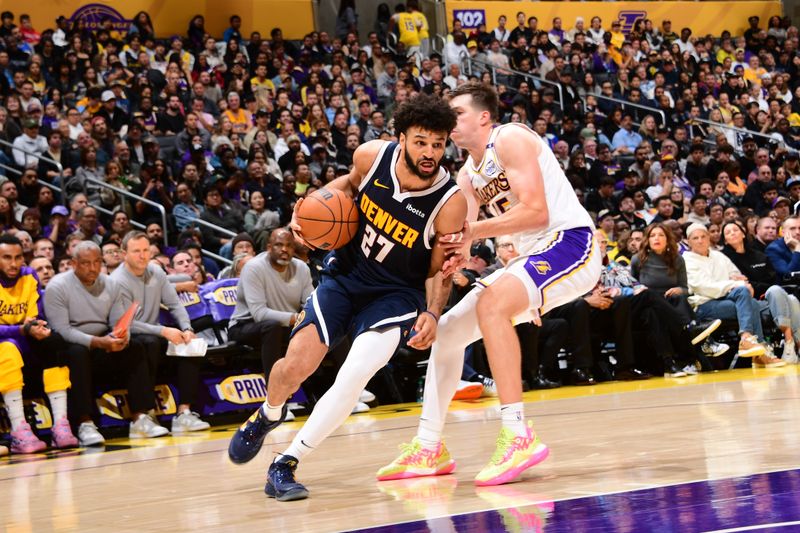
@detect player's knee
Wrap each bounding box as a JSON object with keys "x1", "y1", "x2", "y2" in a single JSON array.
[
  {"x1": 476, "y1": 290, "x2": 503, "y2": 321},
  {"x1": 0, "y1": 342, "x2": 24, "y2": 394}
]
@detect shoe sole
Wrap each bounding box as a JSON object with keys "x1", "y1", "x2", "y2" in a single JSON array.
[
  {"x1": 738, "y1": 346, "x2": 766, "y2": 357},
  {"x1": 172, "y1": 425, "x2": 211, "y2": 433},
  {"x1": 453, "y1": 384, "x2": 483, "y2": 401},
  {"x1": 376, "y1": 460, "x2": 456, "y2": 481},
  {"x1": 753, "y1": 362, "x2": 787, "y2": 368},
  {"x1": 11, "y1": 443, "x2": 47, "y2": 454},
  {"x1": 79, "y1": 438, "x2": 105, "y2": 447},
  {"x1": 664, "y1": 372, "x2": 688, "y2": 378},
  {"x1": 691, "y1": 319, "x2": 721, "y2": 345},
  {"x1": 704, "y1": 346, "x2": 729, "y2": 357},
  {"x1": 265, "y1": 484, "x2": 309, "y2": 502},
  {"x1": 129, "y1": 432, "x2": 169, "y2": 439},
  {"x1": 474, "y1": 444, "x2": 550, "y2": 487},
  {"x1": 52, "y1": 439, "x2": 79, "y2": 449}
]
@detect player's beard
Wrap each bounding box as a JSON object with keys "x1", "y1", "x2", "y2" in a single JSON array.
[{"x1": 403, "y1": 143, "x2": 440, "y2": 180}]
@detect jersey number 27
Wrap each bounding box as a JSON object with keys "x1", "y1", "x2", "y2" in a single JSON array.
[{"x1": 361, "y1": 225, "x2": 395, "y2": 263}]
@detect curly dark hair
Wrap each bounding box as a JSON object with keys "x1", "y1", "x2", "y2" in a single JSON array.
[{"x1": 392, "y1": 93, "x2": 457, "y2": 137}]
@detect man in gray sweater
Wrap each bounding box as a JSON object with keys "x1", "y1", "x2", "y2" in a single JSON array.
[
  {"x1": 228, "y1": 228, "x2": 313, "y2": 379},
  {"x1": 45, "y1": 241, "x2": 144, "y2": 446},
  {"x1": 110, "y1": 231, "x2": 210, "y2": 437}
]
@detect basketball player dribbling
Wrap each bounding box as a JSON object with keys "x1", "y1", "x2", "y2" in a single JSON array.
[
  {"x1": 379, "y1": 83, "x2": 605, "y2": 486},
  {"x1": 227, "y1": 94, "x2": 467, "y2": 501}
]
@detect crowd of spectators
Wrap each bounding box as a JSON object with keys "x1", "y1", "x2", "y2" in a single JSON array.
[{"x1": 1, "y1": 3, "x2": 800, "y2": 453}]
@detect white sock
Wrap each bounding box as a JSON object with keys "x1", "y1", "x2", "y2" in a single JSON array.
[
  {"x1": 262, "y1": 398, "x2": 285, "y2": 422},
  {"x1": 4, "y1": 389, "x2": 25, "y2": 431},
  {"x1": 417, "y1": 417, "x2": 443, "y2": 450},
  {"x1": 500, "y1": 402, "x2": 527, "y2": 435},
  {"x1": 287, "y1": 328, "x2": 401, "y2": 459},
  {"x1": 281, "y1": 438, "x2": 316, "y2": 461},
  {"x1": 417, "y1": 290, "x2": 484, "y2": 450},
  {"x1": 48, "y1": 390, "x2": 68, "y2": 421}
]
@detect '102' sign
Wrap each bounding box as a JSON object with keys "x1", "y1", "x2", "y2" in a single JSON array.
[{"x1": 453, "y1": 9, "x2": 485, "y2": 30}]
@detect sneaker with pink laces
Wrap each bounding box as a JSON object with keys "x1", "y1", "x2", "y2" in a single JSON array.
[
  {"x1": 51, "y1": 417, "x2": 78, "y2": 449},
  {"x1": 10, "y1": 421, "x2": 47, "y2": 454}
]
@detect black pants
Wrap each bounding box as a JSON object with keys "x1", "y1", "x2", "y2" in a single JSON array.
[
  {"x1": 131, "y1": 334, "x2": 201, "y2": 407},
  {"x1": 228, "y1": 320, "x2": 290, "y2": 378},
  {"x1": 517, "y1": 319, "x2": 569, "y2": 379},
  {"x1": 588, "y1": 296, "x2": 637, "y2": 368},
  {"x1": 630, "y1": 290, "x2": 694, "y2": 365},
  {"x1": 64, "y1": 340, "x2": 157, "y2": 422},
  {"x1": 547, "y1": 300, "x2": 597, "y2": 370}
]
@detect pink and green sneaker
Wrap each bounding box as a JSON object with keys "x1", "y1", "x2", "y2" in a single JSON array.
[
  {"x1": 474, "y1": 421, "x2": 549, "y2": 486},
  {"x1": 377, "y1": 437, "x2": 456, "y2": 481}
]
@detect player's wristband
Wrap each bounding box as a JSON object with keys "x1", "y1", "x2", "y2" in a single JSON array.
[{"x1": 422, "y1": 310, "x2": 439, "y2": 322}]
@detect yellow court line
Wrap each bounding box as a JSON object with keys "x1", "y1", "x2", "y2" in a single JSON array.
[{"x1": 97, "y1": 366, "x2": 800, "y2": 450}]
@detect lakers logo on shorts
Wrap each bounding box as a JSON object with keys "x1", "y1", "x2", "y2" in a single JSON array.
[
  {"x1": 530, "y1": 260, "x2": 552, "y2": 275},
  {"x1": 293, "y1": 310, "x2": 306, "y2": 331}
]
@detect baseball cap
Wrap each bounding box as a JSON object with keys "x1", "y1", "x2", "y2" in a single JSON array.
[
  {"x1": 51, "y1": 205, "x2": 69, "y2": 217},
  {"x1": 22, "y1": 118, "x2": 38, "y2": 129},
  {"x1": 255, "y1": 108, "x2": 269, "y2": 117},
  {"x1": 773, "y1": 196, "x2": 791, "y2": 208},
  {"x1": 467, "y1": 40, "x2": 477, "y2": 48},
  {"x1": 580, "y1": 127, "x2": 596, "y2": 140},
  {"x1": 786, "y1": 176, "x2": 800, "y2": 189},
  {"x1": 142, "y1": 135, "x2": 159, "y2": 145},
  {"x1": 597, "y1": 209, "x2": 614, "y2": 222},
  {"x1": 287, "y1": 134, "x2": 301, "y2": 143},
  {"x1": 470, "y1": 244, "x2": 493, "y2": 265},
  {"x1": 686, "y1": 223, "x2": 708, "y2": 238},
  {"x1": 231, "y1": 232, "x2": 255, "y2": 250}
]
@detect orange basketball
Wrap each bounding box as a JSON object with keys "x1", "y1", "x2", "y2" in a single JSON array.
[{"x1": 296, "y1": 188, "x2": 359, "y2": 250}]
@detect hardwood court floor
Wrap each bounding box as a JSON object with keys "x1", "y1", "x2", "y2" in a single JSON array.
[{"x1": 3, "y1": 367, "x2": 800, "y2": 532}]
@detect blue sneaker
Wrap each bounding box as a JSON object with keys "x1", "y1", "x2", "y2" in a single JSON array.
[
  {"x1": 228, "y1": 404, "x2": 288, "y2": 464},
  {"x1": 265, "y1": 455, "x2": 309, "y2": 501}
]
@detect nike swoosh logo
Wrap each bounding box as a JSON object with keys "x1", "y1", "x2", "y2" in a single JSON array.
[{"x1": 373, "y1": 179, "x2": 390, "y2": 190}]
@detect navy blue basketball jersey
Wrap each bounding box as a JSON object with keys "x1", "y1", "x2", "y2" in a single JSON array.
[{"x1": 327, "y1": 142, "x2": 459, "y2": 291}]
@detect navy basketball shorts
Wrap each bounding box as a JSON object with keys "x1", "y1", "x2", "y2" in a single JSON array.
[{"x1": 292, "y1": 270, "x2": 425, "y2": 347}]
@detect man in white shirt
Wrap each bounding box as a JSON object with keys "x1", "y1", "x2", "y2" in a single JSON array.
[
  {"x1": 683, "y1": 223, "x2": 776, "y2": 363},
  {"x1": 12, "y1": 119, "x2": 47, "y2": 168},
  {"x1": 492, "y1": 15, "x2": 510, "y2": 47},
  {"x1": 443, "y1": 63, "x2": 467, "y2": 90}
]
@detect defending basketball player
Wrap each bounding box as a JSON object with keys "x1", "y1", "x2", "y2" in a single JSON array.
[
  {"x1": 227, "y1": 94, "x2": 467, "y2": 501},
  {"x1": 379, "y1": 83, "x2": 603, "y2": 486}
]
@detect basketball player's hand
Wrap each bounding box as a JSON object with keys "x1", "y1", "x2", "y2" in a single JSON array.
[
  {"x1": 408, "y1": 313, "x2": 437, "y2": 350},
  {"x1": 439, "y1": 222, "x2": 472, "y2": 254},
  {"x1": 290, "y1": 198, "x2": 316, "y2": 250},
  {"x1": 442, "y1": 251, "x2": 467, "y2": 277}
]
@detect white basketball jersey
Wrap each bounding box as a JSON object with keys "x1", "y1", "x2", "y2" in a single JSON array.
[{"x1": 463, "y1": 123, "x2": 594, "y2": 254}]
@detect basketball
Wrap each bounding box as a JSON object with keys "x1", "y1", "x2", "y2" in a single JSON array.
[{"x1": 296, "y1": 188, "x2": 359, "y2": 250}]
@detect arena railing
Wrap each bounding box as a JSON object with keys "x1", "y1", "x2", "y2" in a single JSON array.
[
  {"x1": 83, "y1": 176, "x2": 169, "y2": 248},
  {"x1": 462, "y1": 55, "x2": 565, "y2": 113},
  {"x1": 0, "y1": 137, "x2": 71, "y2": 204},
  {"x1": 689, "y1": 116, "x2": 798, "y2": 155},
  {"x1": 583, "y1": 93, "x2": 668, "y2": 126},
  {"x1": 84, "y1": 178, "x2": 232, "y2": 265},
  {"x1": 187, "y1": 217, "x2": 237, "y2": 266}
]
